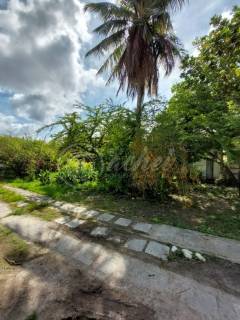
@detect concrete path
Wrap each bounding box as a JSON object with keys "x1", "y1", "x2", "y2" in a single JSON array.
[
  {"x1": 0, "y1": 201, "x2": 11, "y2": 218},
  {"x1": 4, "y1": 185, "x2": 240, "y2": 264},
  {"x1": 1, "y1": 214, "x2": 240, "y2": 320}
]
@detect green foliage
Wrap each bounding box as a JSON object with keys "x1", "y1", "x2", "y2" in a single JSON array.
[
  {"x1": 0, "y1": 136, "x2": 57, "y2": 179},
  {"x1": 55, "y1": 158, "x2": 98, "y2": 186},
  {"x1": 2, "y1": 8, "x2": 240, "y2": 199},
  {"x1": 0, "y1": 186, "x2": 25, "y2": 203},
  {"x1": 155, "y1": 6, "x2": 240, "y2": 186},
  {"x1": 78, "y1": 162, "x2": 98, "y2": 183},
  {"x1": 38, "y1": 170, "x2": 51, "y2": 185},
  {"x1": 184, "y1": 6, "x2": 240, "y2": 104},
  {"x1": 41, "y1": 101, "x2": 135, "y2": 194}
]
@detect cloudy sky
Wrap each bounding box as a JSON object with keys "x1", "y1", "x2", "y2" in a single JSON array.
[{"x1": 0, "y1": 0, "x2": 238, "y2": 136}]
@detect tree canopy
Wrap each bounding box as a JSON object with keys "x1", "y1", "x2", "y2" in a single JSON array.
[{"x1": 85, "y1": 0, "x2": 186, "y2": 126}]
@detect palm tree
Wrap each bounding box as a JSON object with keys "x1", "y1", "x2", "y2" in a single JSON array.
[{"x1": 85, "y1": 0, "x2": 186, "y2": 127}]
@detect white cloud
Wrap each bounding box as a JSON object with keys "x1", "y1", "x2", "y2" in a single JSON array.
[
  {"x1": 209, "y1": 9, "x2": 233, "y2": 32},
  {"x1": 0, "y1": 0, "x2": 106, "y2": 128},
  {"x1": 0, "y1": 0, "x2": 237, "y2": 137},
  {"x1": 0, "y1": 112, "x2": 38, "y2": 136},
  {"x1": 221, "y1": 10, "x2": 233, "y2": 20}
]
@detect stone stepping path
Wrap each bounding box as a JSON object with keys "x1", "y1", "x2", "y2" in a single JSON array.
[
  {"x1": 3, "y1": 185, "x2": 240, "y2": 264},
  {"x1": 58, "y1": 219, "x2": 172, "y2": 261},
  {"x1": 114, "y1": 218, "x2": 132, "y2": 227},
  {"x1": 65, "y1": 218, "x2": 85, "y2": 229},
  {"x1": 1, "y1": 214, "x2": 240, "y2": 320},
  {"x1": 145, "y1": 241, "x2": 169, "y2": 261},
  {"x1": 90, "y1": 226, "x2": 109, "y2": 237}
]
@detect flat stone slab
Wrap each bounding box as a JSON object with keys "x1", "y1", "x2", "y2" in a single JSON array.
[
  {"x1": 132, "y1": 223, "x2": 152, "y2": 234},
  {"x1": 0, "y1": 201, "x2": 11, "y2": 218},
  {"x1": 53, "y1": 201, "x2": 64, "y2": 207},
  {"x1": 114, "y1": 217, "x2": 132, "y2": 227},
  {"x1": 145, "y1": 241, "x2": 169, "y2": 261},
  {"x1": 72, "y1": 206, "x2": 86, "y2": 214},
  {"x1": 54, "y1": 216, "x2": 71, "y2": 225},
  {"x1": 148, "y1": 224, "x2": 240, "y2": 264},
  {"x1": 65, "y1": 219, "x2": 85, "y2": 229},
  {"x1": 124, "y1": 239, "x2": 147, "y2": 252},
  {"x1": 97, "y1": 213, "x2": 115, "y2": 222},
  {"x1": 60, "y1": 203, "x2": 76, "y2": 212},
  {"x1": 2, "y1": 215, "x2": 240, "y2": 320},
  {"x1": 84, "y1": 210, "x2": 100, "y2": 219},
  {"x1": 90, "y1": 227, "x2": 109, "y2": 238},
  {"x1": 16, "y1": 201, "x2": 28, "y2": 208}
]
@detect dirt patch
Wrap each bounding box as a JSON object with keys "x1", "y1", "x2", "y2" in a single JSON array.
[
  {"x1": 0, "y1": 251, "x2": 154, "y2": 320},
  {"x1": 166, "y1": 258, "x2": 240, "y2": 298}
]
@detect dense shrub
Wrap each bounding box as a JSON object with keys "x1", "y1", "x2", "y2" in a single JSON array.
[
  {"x1": 55, "y1": 158, "x2": 98, "y2": 186},
  {"x1": 38, "y1": 100, "x2": 201, "y2": 198},
  {"x1": 0, "y1": 136, "x2": 57, "y2": 178},
  {"x1": 38, "y1": 170, "x2": 51, "y2": 185}
]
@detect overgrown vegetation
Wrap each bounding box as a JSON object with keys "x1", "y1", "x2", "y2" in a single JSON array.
[
  {"x1": 0, "y1": 7, "x2": 239, "y2": 240},
  {"x1": 1, "y1": 7, "x2": 239, "y2": 199},
  {"x1": 0, "y1": 136, "x2": 57, "y2": 179}
]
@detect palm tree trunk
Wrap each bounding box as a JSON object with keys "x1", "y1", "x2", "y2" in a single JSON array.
[{"x1": 135, "y1": 85, "x2": 145, "y2": 129}]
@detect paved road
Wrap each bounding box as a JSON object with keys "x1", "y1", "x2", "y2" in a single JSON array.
[
  {"x1": 1, "y1": 214, "x2": 240, "y2": 320},
  {"x1": 0, "y1": 201, "x2": 11, "y2": 218}
]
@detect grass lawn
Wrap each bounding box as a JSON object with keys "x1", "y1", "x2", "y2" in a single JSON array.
[
  {"x1": 0, "y1": 185, "x2": 62, "y2": 222},
  {"x1": 12, "y1": 202, "x2": 62, "y2": 222},
  {"x1": 5, "y1": 179, "x2": 240, "y2": 241},
  {"x1": 0, "y1": 185, "x2": 25, "y2": 202},
  {"x1": 0, "y1": 225, "x2": 30, "y2": 265}
]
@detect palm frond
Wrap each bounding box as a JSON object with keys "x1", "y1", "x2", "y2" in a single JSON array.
[
  {"x1": 97, "y1": 44, "x2": 125, "y2": 75},
  {"x1": 93, "y1": 19, "x2": 128, "y2": 36},
  {"x1": 84, "y1": 2, "x2": 133, "y2": 20},
  {"x1": 150, "y1": 0, "x2": 188, "y2": 11},
  {"x1": 154, "y1": 33, "x2": 183, "y2": 75},
  {"x1": 85, "y1": 0, "x2": 186, "y2": 105},
  {"x1": 149, "y1": 9, "x2": 173, "y2": 33},
  {"x1": 85, "y1": 29, "x2": 126, "y2": 57}
]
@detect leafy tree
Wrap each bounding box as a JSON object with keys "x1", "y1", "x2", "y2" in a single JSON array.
[
  {"x1": 40, "y1": 101, "x2": 133, "y2": 160},
  {"x1": 85, "y1": 0, "x2": 186, "y2": 127},
  {"x1": 181, "y1": 6, "x2": 240, "y2": 104},
  {"x1": 158, "y1": 7, "x2": 240, "y2": 185},
  {"x1": 40, "y1": 101, "x2": 136, "y2": 193}
]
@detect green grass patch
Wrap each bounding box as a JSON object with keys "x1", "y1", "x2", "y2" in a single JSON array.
[
  {"x1": 0, "y1": 182, "x2": 61, "y2": 221},
  {"x1": 0, "y1": 225, "x2": 30, "y2": 264},
  {"x1": 7, "y1": 179, "x2": 240, "y2": 241},
  {"x1": 12, "y1": 202, "x2": 61, "y2": 222},
  {"x1": 196, "y1": 212, "x2": 240, "y2": 240},
  {"x1": 0, "y1": 186, "x2": 25, "y2": 203},
  {"x1": 25, "y1": 312, "x2": 37, "y2": 320},
  {"x1": 10, "y1": 178, "x2": 99, "y2": 201}
]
